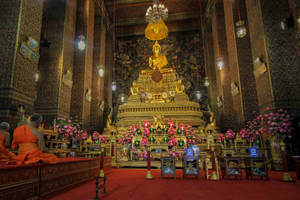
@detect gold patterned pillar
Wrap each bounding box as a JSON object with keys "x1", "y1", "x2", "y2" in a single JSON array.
[
  {"x1": 223, "y1": 0, "x2": 259, "y2": 126},
  {"x1": 70, "y1": 0, "x2": 95, "y2": 127},
  {"x1": 35, "y1": 0, "x2": 77, "y2": 122},
  {"x1": 212, "y1": 2, "x2": 236, "y2": 129},
  {"x1": 91, "y1": 12, "x2": 107, "y2": 131},
  {"x1": 0, "y1": 0, "x2": 43, "y2": 126}
]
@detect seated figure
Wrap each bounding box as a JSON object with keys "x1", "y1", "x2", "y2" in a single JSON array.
[
  {"x1": 0, "y1": 122, "x2": 17, "y2": 164},
  {"x1": 149, "y1": 41, "x2": 168, "y2": 71},
  {"x1": 12, "y1": 113, "x2": 58, "y2": 165}
]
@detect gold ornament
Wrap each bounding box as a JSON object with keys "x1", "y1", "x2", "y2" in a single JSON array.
[{"x1": 145, "y1": 19, "x2": 168, "y2": 41}]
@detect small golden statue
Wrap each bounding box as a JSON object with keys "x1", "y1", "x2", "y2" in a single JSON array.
[
  {"x1": 209, "y1": 112, "x2": 216, "y2": 127},
  {"x1": 106, "y1": 114, "x2": 112, "y2": 129},
  {"x1": 130, "y1": 81, "x2": 139, "y2": 95},
  {"x1": 176, "y1": 80, "x2": 184, "y2": 93},
  {"x1": 149, "y1": 41, "x2": 168, "y2": 70},
  {"x1": 152, "y1": 113, "x2": 165, "y2": 129}
]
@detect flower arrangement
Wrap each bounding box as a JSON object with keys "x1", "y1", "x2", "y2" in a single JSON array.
[
  {"x1": 143, "y1": 120, "x2": 151, "y2": 128},
  {"x1": 93, "y1": 131, "x2": 100, "y2": 140},
  {"x1": 55, "y1": 116, "x2": 84, "y2": 139},
  {"x1": 225, "y1": 129, "x2": 236, "y2": 139},
  {"x1": 99, "y1": 135, "x2": 107, "y2": 143},
  {"x1": 167, "y1": 119, "x2": 175, "y2": 127},
  {"x1": 169, "y1": 150, "x2": 181, "y2": 158},
  {"x1": 168, "y1": 136, "x2": 178, "y2": 146},
  {"x1": 179, "y1": 123, "x2": 185, "y2": 131},
  {"x1": 239, "y1": 128, "x2": 251, "y2": 139},
  {"x1": 141, "y1": 137, "x2": 149, "y2": 146},
  {"x1": 142, "y1": 127, "x2": 150, "y2": 137},
  {"x1": 245, "y1": 107, "x2": 292, "y2": 138},
  {"x1": 119, "y1": 130, "x2": 134, "y2": 145},
  {"x1": 218, "y1": 133, "x2": 225, "y2": 143},
  {"x1": 168, "y1": 126, "x2": 176, "y2": 136},
  {"x1": 81, "y1": 130, "x2": 88, "y2": 140}
]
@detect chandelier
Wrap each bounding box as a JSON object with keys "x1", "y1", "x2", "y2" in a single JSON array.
[{"x1": 145, "y1": 0, "x2": 168, "y2": 23}]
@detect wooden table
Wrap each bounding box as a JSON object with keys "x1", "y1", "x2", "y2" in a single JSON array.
[
  {"x1": 220, "y1": 157, "x2": 242, "y2": 180},
  {"x1": 245, "y1": 156, "x2": 269, "y2": 180},
  {"x1": 161, "y1": 157, "x2": 176, "y2": 179},
  {"x1": 182, "y1": 156, "x2": 199, "y2": 179}
]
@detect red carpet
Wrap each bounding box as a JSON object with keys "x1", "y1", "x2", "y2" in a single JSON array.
[{"x1": 45, "y1": 169, "x2": 300, "y2": 200}]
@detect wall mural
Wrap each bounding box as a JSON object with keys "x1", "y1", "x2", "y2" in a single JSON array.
[{"x1": 114, "y1": 31, "x2": 208, "y2": 109}]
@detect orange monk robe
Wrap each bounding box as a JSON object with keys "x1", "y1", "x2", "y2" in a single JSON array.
[
  {"x1": 0, "y1": 132, "x2": 17, "y2": 164},
  {"x1": 12, "y1": 125, "x2": 58, "y2": 165}
]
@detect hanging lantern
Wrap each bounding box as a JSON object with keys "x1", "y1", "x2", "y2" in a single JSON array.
[
  {"x1": 119, "y1": 93, "x2": 128, "y2": 104},
  {"x1": 111, "y1": 81, "x2": 117, "y2": 91},
  {"x1": 97, "y1": 65, "x2": 105, "y2": 77},
  {"x1": 77, "y1": 35, "x2": 86, "y2": 50},
  {"x1": 191, "y1": 90, "x2": 202, "y2": 102},
  {"x1": 204, "y1": 77, "x2": 209, "y2": 87},
  {"x1": 235, "y1": 20, "x2": 247, "y2": 38},
  {"x1": 216, "y1": 57, "x2": 224, "y2": 70},
  {"x1": 34, "y1": 71, "x2": 39, "y2": 82}
]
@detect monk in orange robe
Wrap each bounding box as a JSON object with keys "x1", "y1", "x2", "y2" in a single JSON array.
[
  {"x1": 0, "y1": 122, "x2": 18, "y2": 164},
  {"x1": 12, "y1": 114, "x2": 58, "y2": 165}
]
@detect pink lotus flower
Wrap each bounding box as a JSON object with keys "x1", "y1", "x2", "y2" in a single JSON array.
[
  {"x1": 167, "y1": 119, "x2": 175, "y2": 127},
  {"x1": 141, "y1": 137, "x2": 148, "y2": 146},
  {"x1": 225, "y1": 129, "x2": 236, "y2": 139},
  {"x1": 179, "y1": 123, "x2": 185, "y2": 131},
  {"x1": 143, "y1": 120, "x2": 151, "y2": 128}
]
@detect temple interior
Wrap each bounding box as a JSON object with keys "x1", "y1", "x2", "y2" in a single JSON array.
[{"x1": 0, "y1": 0, "x2": 300, "y2": 200}]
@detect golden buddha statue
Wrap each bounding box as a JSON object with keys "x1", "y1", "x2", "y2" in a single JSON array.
[
  {"x1": 176, "y1": 80, "x2": 184, "y2": 93},
  {"x1": 130, "y1": 81, "x2": 139, "y2": 95},
  {"x1": 149, "y1": 41, "x2": 168, "y2": 70},
  {"x1": 106, "y1": 114, "x2": 112, "y2": 129},
  {"x1": 209, "y1": 112, "x2": 216, "y2": 127},
  {"x1": 152, "y1": 114, "x2": 165, "y2": 129}
]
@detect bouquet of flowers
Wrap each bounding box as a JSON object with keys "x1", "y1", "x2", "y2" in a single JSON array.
[
  {"x1": 93, "y1": 131, "x2": 100, "y2": 140},
  {"x1": 81, "y1": 130, "x2": 88, "y2": 140},
  {"x1": 179, "y1": 123, "x2": 185, "y2": 131},
  {"x1": 225, "y1": 129, "x2": 236, "y2": 139},
  {"x1": 142, "y1": 127, "x2": 150, "y2": 137},
  {"x1": 56, "y1": 116, "x2": 83, "y2": 138},
  {"x1": 143, "y1": 120, "x2": 151, "y2": 128},
  {"x1": 141, "y1": 137, "x2": 149, "y2": 146},
  {"x1": 99, "y1": 135, "x2": 107, "y2": 143},
  {"x1": 239, "y1": 128, "x2": 250, "y2": 139},
  {"x1": 218, "y1": 133, "x2": 225, "y2": 143},
  {"x1": 168, "y1": 136, "x2": 178, "y2": 146},
  {"x1": 119, "y1": 130, "x2": 134, "y2": 145},
  {"x1": 245, "y1": 107, "x2": 292, "y2": 138},
  {"x1": 167, "y1": 119, "x2": 175, "y2": 127},
  {"x1": 168, "y1": 126, "x2": 176, "y2": 136}
]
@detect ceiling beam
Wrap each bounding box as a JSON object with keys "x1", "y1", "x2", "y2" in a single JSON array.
[{"x1": 116, "y1": 12, "x2": 200, "y2": 26}]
